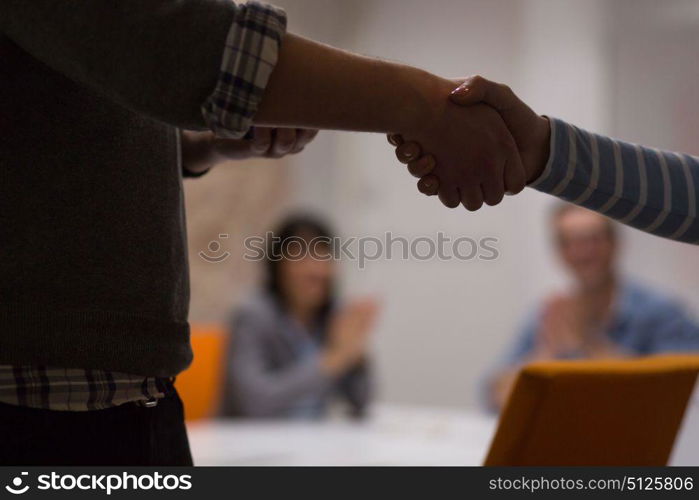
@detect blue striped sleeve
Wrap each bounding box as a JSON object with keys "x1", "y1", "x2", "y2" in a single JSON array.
[{"x1": 529, "y1": 117, "x2": 699, "y2": 245}]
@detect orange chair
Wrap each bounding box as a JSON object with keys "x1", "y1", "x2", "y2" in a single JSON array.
[
  {"x1": 175, "y1": 325, "x2": 228, "y2": 421},
  {"x1": 485, "y1": 354, "x2": 699, "y2": 466}
]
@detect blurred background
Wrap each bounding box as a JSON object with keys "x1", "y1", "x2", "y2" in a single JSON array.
[{"x1": 184, "y1": 0, "x2": 698, "y2": 414}]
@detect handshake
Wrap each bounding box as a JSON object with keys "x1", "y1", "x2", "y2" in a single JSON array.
[
  {"x1": 388, "y1": 76, "x2": 551, "y2": 211},
  {"x1": 187, "y1": 74, "x2": 551, "y2": 214}
]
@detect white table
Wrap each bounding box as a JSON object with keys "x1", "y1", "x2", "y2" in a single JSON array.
[{"x1": 187, "y1": 404, "x2": 497, "y2": 466}]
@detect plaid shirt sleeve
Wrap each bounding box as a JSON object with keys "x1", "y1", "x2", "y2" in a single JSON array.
[{"x1": 201, "y1": 1, "x2": 287, "y2": 139}]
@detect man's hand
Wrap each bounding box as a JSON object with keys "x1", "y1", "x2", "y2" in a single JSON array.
[
  {"x1": 388, "y1": 75, "x2": 550, "y2": 200},
  {"x1": 399, "y1": 102, "x2": 526, "y2": 210},
  {"x1": 450, "y1": 76, "x2": 550, "y2": 183},
  {"x1": 181, "y1": 127, "x2": 318, "y2": 175},
  {"x1": 533, "y1": 294, "x2": 588, "y2": 358},
  {"x1": 532, "y1": 294, "x2": 625, "y2": 360}
]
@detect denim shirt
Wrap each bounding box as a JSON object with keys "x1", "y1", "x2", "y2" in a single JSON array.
[{"x1": 482, "y1": 280, "x2": 699, "y2": 411}]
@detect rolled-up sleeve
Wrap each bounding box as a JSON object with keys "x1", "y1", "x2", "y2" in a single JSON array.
[{"x1": 201, "y1": 2, "x2": 287, "y2": 138}]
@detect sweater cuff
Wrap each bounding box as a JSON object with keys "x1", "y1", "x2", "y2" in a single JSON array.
[
  {"x1": 527, "y1": 116, "x2": 567, "y2": 193},
  {"x1": 201, "y1": 2, "x2": 287, "y2": 139}
]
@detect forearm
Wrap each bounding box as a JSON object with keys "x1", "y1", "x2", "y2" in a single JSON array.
[
  {"x1": 5, "y1": 1, "x2": 453, "y2": 140},
  {"x1": 254, "y1": 33, "x2": 453, "y2": 136},
  {"x1": 530, "y1": 118, "x2": 699, "y2": 244}
]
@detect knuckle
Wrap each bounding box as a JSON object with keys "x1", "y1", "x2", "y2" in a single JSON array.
[
  {"x1": 418, "y1": 175, "x2": 438, "y2": 194},
  {"x1": 396, "y1": 145, "x2": 417, "y2": 163},
  {"x1": 387, "y1": 133, "x2": 403, "y2": 146},
  {"x1": 441, "y1": 191, "x2": 461, "y2": 208},
  {"x1": 253, "y1": 139, "x2": 270, "y2": 150},
  {"x1": 256, "y1": 129, "x2": 271, "y2": 140},
  {"x1": 499, "y1": 83, "x2": 513, "y2": 95},
  {"x1": 470, "y1": 74, "x2": 484, "y2": 85},
  {"x1": 417, "y1": 157, "x2": 434, "y2": 174},
  {"x1": 485, "y1": 194, "x2": 504, "y2": 206},
  {"x1": 509, "y1": 178, "x2": 526, "y2": 193},
  {"x1": 408, "y1": 164, "x2": 424, "y2": 177}
]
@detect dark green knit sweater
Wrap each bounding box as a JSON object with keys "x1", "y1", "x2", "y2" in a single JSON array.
[{"x1": 0, "y1": 0, "x2": 239, "y2": 376}]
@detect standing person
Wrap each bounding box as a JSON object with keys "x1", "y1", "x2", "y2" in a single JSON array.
[
  {"x1": 1, "y1": 1, "x2": 514, "y2": 465},
  {"x1": 221, "y1": 216, "x2": 377, "y2": 419},
  {"x1": 484, "y1": 204, "x2": 699, "y2": 412}
]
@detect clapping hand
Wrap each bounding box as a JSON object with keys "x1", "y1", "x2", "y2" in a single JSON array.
[{"x1": 321, "y1": 298, "x2": 380, "y2": 376}]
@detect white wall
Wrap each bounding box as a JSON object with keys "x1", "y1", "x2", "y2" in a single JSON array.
[
  {"x1": 275, "y1": 0, "x2": 698, "y2": 409},
  {"x1": 610, "y1": 0, "x2": 699, "y2": 312}
]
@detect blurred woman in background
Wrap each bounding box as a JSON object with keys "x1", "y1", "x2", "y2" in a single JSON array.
[{"x1": 221, "y1": 215, "x2": 378, "y2": 419}]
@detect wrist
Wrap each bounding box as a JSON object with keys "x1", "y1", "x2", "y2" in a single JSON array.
[
  {"x1": 399, "y1": 70, "x2": 454, "y2": 137},
  {"x1": 526, "y1": 116, "x2": 551, "y2": 184}
]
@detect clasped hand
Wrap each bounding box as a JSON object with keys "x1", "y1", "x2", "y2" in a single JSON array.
[
  {"x1": 182, "y1": 127, "x2": 318, "y2": 175},
  {"x1": 389, "y1": 76, "x2": 551, "y2": 211}
]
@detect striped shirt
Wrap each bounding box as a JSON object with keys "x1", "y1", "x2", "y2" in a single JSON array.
[
  {"x1": 530, "y1": 117, "x2": 699, "y2": 244},
  {"x1": 0, "y1": 1, "x2": 287, "y2": 411}
]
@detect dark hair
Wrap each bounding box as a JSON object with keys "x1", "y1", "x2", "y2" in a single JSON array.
[{"x1": 265, "y1": 214, "x2": 336, "y2": 336}]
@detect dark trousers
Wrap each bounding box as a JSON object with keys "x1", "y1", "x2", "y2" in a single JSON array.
[{"x1": 0, "y1": 389, "x2": 192, "y2": 466}]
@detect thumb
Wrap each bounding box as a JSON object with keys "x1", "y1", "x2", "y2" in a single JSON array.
[
  {"x1": 448, "y1": 80, "x2": 486, "y2": 106},
  {"x1": 449, "y1": 75, "x2": 514, "y2": 111}
]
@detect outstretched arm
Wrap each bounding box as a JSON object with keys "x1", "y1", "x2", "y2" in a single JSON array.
[
  {"x1": 2, "y1": 1, "x2": 524, "y2": 207},
  {"x1": 528, "y1": 117, "x2": 698, "y2": 244},
  {"x1": 392, "y1": 76, "x2": 698, "y2": 244},
  {"x1": 254, "y1": 33, "x2": 527, "y2": 208}
]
